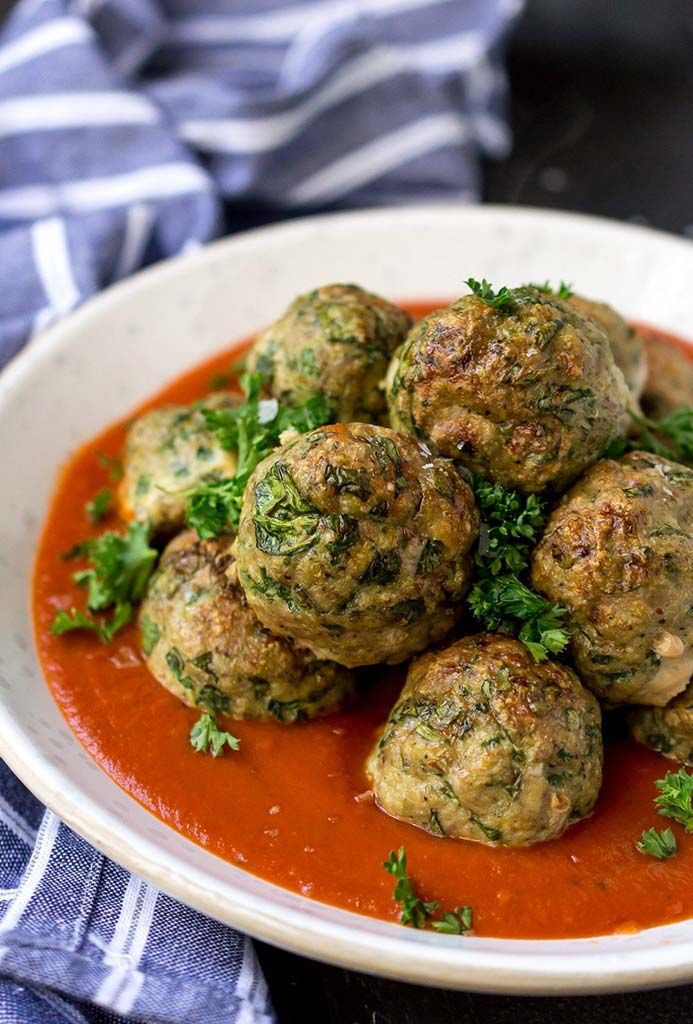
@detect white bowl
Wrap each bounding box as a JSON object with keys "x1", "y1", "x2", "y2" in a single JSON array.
[{"x1": 1, "y1": 206, "x2": 692, "y2": 995}]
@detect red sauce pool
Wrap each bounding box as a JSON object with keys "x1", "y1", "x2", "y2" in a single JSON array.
[{"x1": 32, "y1": 304, "x2": 693, "y2": 940}]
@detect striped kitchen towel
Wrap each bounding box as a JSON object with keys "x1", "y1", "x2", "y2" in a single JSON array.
[
  {"x1": 0, "y1": 1, "x2": 521, "y2": 1021},
  {"x1": 0, "y1": 0, "x2": 522, "y2": 368}
]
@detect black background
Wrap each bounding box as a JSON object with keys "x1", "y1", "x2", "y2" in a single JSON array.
[{"x1": 2, "y1": 0, "x2": 693, "y2": 1019}]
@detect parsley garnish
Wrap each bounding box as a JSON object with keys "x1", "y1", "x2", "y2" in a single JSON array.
[
  {"x1": 471, "y1": 475, "x2": 546, "y2": 575},
  {"x1": 383, "y1": 847, "x2": 438, "y2": 928},
  {"x1": 655, "y1": 768, "x2": 693, "y2": 830},
  {"x1": 189, "y1": 711, "x2": 240, "y2": 757},
  {"x1": 51, "y1": 520, "x2": 157, "y2": 643},
  {"x1": 85, "y1": 488, "x2": 112, "y2": 524},
  {"x1": 616, "y1": 408, "x2": 693, "y2": 466},
  {"x1": 465, "y1": 278, "x2": 514, "y2": 310},
  {"x1": 526, "y1": 280, "x2": 574, "y2": 300},
  {"x1": 383, "y1": 847, "x2": 473, "y2": 934},
  {"x1": 185, "y1": 373, "x2": 332, "y2": 539},
  {"x1": 432, "y1": 906, "x2": 474, "y2": 934},
  {"x1": 466, "y1": 477, "x2": 569, "y2": 661},
  {"x1": 636, "y1": 826, "x2": 678, "y2": 860}
]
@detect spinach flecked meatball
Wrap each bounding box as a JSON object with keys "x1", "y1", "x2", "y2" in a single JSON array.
[
  {"x1": 387, "y1": 287, "x2": 630, "y2": 493},
  {"x1": 235, "y1": 423, "x2": 479, "y2": 667},
  {"x1": 246, "y1": 283, "x2": 412, "y2": 423},
  {"x1": 531, "y1": 452, "x2": 693, "y2": 706},
  {"x1": 120, "y1": 395, "x2": 238, "y2": 535},
  {"x1": 139, "y1": 530, "x2": 354, "y2": 721},
  {"x1": 367, "y1": 633, "x2": 603, "y2": 847},
  {"x1": 629, "y1": 681, "x2": 693, "y2": 766},
  {"x1": 568, "y1": 293, "x2": 646, "y2": 401}
]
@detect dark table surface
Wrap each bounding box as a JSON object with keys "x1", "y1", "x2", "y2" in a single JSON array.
[{"x1": 2, "y1": 0, "x2": 692, "y2": 1019}]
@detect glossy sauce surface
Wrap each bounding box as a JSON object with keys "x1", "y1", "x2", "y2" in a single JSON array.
[{"x1": 32, "y1": 306, "x2": 693, "y2": 940}]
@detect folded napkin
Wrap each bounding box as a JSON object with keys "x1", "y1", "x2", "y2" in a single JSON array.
[{"x1": 0, "y1": 0, "x2": 520, "y2": 1020}]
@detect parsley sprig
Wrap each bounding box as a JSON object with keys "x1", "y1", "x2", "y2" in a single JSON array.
[
  {"x1": 655, "y1": 768, "x2": 693, "y2": 830},
  {"x1": 383, "y1": 847, "x2": 473, "y2": 933},
  {"x1": 465, "y1": 278, "x2": 514, "y2": 310},
  {"x1": 605, "y1": 407, "x2": 693, "y2": 466},
  {"x1": 51, "y1": 520, "x2": 157, "y2": 642},
  {"x1": 190, "y1": 711, "x2": 240, "y2": 757},
  {"x1": 525, "y1": 280, "x2": 574, "y2": 300},
  {"x1": 466, "y1": 477, "x2": 569, "y2": 661},
  {"x1": 185, "y1": 373, "x2": 332, "y2": 539},
  {"x1": 637, "y1": 826, "x2": 678, "y2": 860}
]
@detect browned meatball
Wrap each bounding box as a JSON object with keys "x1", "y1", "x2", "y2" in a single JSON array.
[
  {"x1": 236, "y1": 423, "x2": 479, "y2": 667},
  {"x1": 387, "y1": 288, "x2": 629, "y2": 493},
  {"x1": 629, "y1": 681, "x2": 693, "y2": 765},
  {"x1": 531, "y1": 452, "x2": 693, "y2": 706},
  {"x1": 246, "y1": 283, "x2": 412, "y2": 423},
  {"x1": 367, "y1": 633, "x2": 603, "y2": 846},
  {"x1": 568, "y1": 293, "x2": 646, "y2": 401},
  {"x1": 641, "y1": 333, "x2": 693, "y2": 419},
  {"x1": 139, "y1": 530, "x2": 354, "y2": 721}
]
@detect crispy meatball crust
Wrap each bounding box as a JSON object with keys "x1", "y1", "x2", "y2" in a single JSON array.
[
  {"x1": 366, "y1": 633, "x2": 603, "y2": 846},
  {"x1": 387, "y1": 289, "x2": 630, "y2": 493},
  {"x1": 629, "y1": 680, "x2": 693, "y2": 765},
  {"x1": 236, "y1": 423, "x2": 479, "y2": 667},
  {"x1": 120, "y1": 395, "x2": 238, "y2": 535},
  {"x1": 567, "y1": 294, "x2": 646, "y2": 401},
  {"x1": 641, "y1": 334, "x2": 693, "y2": 419},
  {"x1": 246, "y1": 283, "x2": 412, "y2": 423},
  {"x1": 531, "y1": 452, "x2": 693, "y2": 706},
  {"x1": 139, "y1": 530, "x2": 354, "y2": 722}
]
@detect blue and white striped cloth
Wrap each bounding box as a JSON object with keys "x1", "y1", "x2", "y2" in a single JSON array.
[{"x1": 0, "y1": 1, "x2": 521, "y2": 1020}]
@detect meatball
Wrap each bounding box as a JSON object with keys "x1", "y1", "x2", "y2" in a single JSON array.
[
  {"x1": 568, "y1": 293, "x2": 646, "y2": 401},
  {"x1": 366, "y1": 633, "x2": 602, "y2": 847},
  {"x1": 246, "y1": 283, "x2": 412, "y2": 423},
  {"x1": 236, "y1": 423, "x2": 479, "y2": 667},
  {"x1": 641, "y1": 333, "x2": 693, "y2": 419},
  {"x1": 531, "y1": 452, "x2": 693, "y2": 705},
  {"x1": 120, "y1": 395, "x2": 238, "y2": 535},
  {"x1": 139, "y1": 530, "x2": 354, "y2": 721},
  {"x1": 387, "y1": 288, "x2": 629, "y2": 493},
  {"x1": 629, "y1": 681, "x2": 693, "y2": 765}
]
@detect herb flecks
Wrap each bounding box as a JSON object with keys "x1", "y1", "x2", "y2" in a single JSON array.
[
  {"x1": 85, "y1": 488, "x2": 112, "y2": 524},
  {"x1": 189, "y1": 711, "x2": 240, "y2": 757},
  {"x1": 383, "y1": 846, "x2": 473, "y2": 934},
  {"x1": 465, "y1": 278, "x2": 514, "y2": 310}
]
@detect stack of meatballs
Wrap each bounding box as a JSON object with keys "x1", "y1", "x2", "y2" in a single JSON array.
[{"x1": 123, "y1": 282, "x2": 693, "y2": 849}]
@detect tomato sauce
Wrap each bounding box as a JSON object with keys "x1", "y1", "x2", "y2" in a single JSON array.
[{"x1": 32, "y1": 304, "x2": 693, "y2": 940}]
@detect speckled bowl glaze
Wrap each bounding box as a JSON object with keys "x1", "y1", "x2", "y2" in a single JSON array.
[{"x1": 1, "y1": 207, "x2": 692, "y2": 994}]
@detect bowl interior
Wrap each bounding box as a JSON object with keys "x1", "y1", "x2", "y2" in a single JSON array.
[{"x1": 1, "y1": 205, "x2": 692, "y2": 994}]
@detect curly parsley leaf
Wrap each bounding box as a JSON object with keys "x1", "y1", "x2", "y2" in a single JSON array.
[
  {"x1": 468, "y1": 575, "x2": 568, "y2": 661},
  {"x1": 85, "y1": 488, "x2": 112, "y2": 524},
  {"x1": 189, "y1": 711, "x2": 240, "y2": 757},
  {"x1": 52, "y1": 521, "x2": 157, "y2": 643},
  {"x1": 185, "y1": 373, "x2": 332, "y2": 538},
  {"x1": 465, "y1": 277, "x2": 514, "y2": 310},
  {"x1": 432, "y1": 906, "x2": 474, "y2": 934},
  {"x1": 636, "y1": 826, "x2": 678, "y2": 860},
  {"x1": 471, "y1": 476, "x2": 546, "y2": 576},
  {"x1": 466, "y1": 477, "x2": 568, "y2": 661},
  {"x1": 525, "y1": 280, "x2": 574, "y2": 300},
  {"x1": 383, "y1": 847, "x2": 438, "y2": 928},
  {"x1": 655, "y1": 768, "x2": 693, "y2": 830}
]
